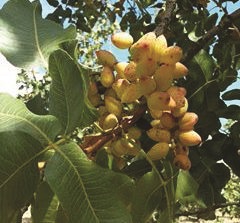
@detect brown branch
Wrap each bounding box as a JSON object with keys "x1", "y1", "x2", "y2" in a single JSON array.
[
  {"x1": 80, "y1": 106, "x2": 147, "y2": 155},
  {"x1": 183, "y1": 8, "x2": 240, "y2": 63},
  {"x1": 154, "y1": 0, "x2": 177, "y2": 36},
  {"x1": 175, "y1": 202, "x2": 240, "y2": 217},
  {"x1": 82, "y1": 132, "x2": 119, "y2": 154}
]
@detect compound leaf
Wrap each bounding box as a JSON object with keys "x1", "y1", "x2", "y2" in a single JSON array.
[{"x1": 45, "y1": 142, "x2": 133, "y2": 223}]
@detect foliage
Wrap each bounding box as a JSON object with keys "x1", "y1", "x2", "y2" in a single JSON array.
[{"x1": 0, "y1": 0, "x2": 240, "y2": 223}]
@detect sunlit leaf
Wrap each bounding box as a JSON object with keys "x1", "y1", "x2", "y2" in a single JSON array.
[
  {"x1": 0, "y1": 0, "x2": 76, "y2": 69},
  {"x1": 49, "y1": 49, "x2": 97, "y2": 134}
]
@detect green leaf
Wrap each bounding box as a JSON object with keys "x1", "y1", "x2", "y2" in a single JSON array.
[
  {"x1": 60, "y1": 40, "x2": 79, "y2": 60},
  {"x1": 45, "y1": 142, "x2": 133, "y2": 223},
  {"x1": 0, "y1": 0, "x2": 76, "y2": 69},
  {"x1": 175, "y1": 171, "x2": 199, "y2": 204},
  {"x1": 190, "y1": 157, "x2": 229, "y2": 207},
  {"x1": 213, "y1": 41, "x2": 234, "y2": 69},
  {"x1": 222, "y1": 89, "x2": 240, "y2": 101},
  {"x1": 192, "y1": 50, "x2": 215, "y2": 82},
  {"x1": 230, "y1": 121, "x2": 240, "y2": 145},
  {"x1": 49, "y1": 49, "x2": 97, "y2": 134},
  {"x1": 210, "y1": 163, "x2": 230, "y2": 191},
  {"x1": 223, "y1": 148, "x2": 240, "y2": 177},
  {"x1": 55, "y1": 204, "x2": 69, "y2": 223},
  {"x1": 196, "y1": 111, "x2": 221, "y2": 140},
  {"x1": 216, "y1": 105, "x2": 240, "y2": 120},
  {"x1": 95, "y1": 149, "x2": 110, "y2": 169},
  {"x1": 31, "y1": 181, "x2": 69, "y2": 223},
  {"x1": 218, "y1": 68, "x2": 238, "y2": 91},
  {"x1": 131, "y1": 171, "x2": 163, "y2": 223},
  {"x1": 187, "y1": 50, "x2": 216, "y2": 109},
  {"x1": 200, "y1": 133, "x2": 227, "y2": 161},
  {"x1": 46, "y1": 0, "x2": 59, "y2": 7},
  {"x1": 204, "y1": 13, "x2": 218, "y2": 31},
  {"x1": 205, "y1": 81, "x2": 220, "y2": 111},
  {"x1": 26, "y1": 94, "x2": 48, "y2": 115},
  {"x1": 0, "y1": 93, "x2": 61, "y2": 145},
  {"x1": 0, "y1": 132, "x2": 41, "y2": 223},
  {"x1": 123, "y1": 159, "x2": 152, "y2": 179},
  {"x1": 197, "y1": 167, "x2": 227, "y2": 208}
]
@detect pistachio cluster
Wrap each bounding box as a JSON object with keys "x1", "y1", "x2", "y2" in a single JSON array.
[{"x1": 87, "y1": 31, "x2": 201, "y2": 170}]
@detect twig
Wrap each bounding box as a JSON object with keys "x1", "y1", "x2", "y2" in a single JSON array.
[
  {"x1": 183, "y1": 8, "x2": 240, "y2": 62},
  {"x1": 80, "y1": 106, "x2": 147, "y2": 155},
  {"x1": 83, "y1": 132, "x2": 118, "y2": 154},
  {"x1": 154, "y1": 0, "x2": 177, "y2": 36},
  {"x1": 175, "y1": 202, "x2": 240, "y2": 217}
]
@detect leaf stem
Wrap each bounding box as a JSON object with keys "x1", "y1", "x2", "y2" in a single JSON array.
[
  {"x1": 167, "y1": 161, "x2": 175, "y2": 217},
  {"x1": 139, "y1": 150, "x2": 172, "y2": 222},
  {"x1": 187, "y1": 79, "x2": 217, "y2": 100}
]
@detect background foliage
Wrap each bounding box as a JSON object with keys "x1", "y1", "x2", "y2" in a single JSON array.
[{"x1": 0, "y1": 0, "x2": 240, "y2": 222}]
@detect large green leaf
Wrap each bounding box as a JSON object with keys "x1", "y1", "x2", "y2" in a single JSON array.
[
  {"x1": 191, "y1": 50, "x2": 215, "y2": 82},
  {"x1": 131, "y1": 170, "x2": 163, "y2": 223},
  {"x1": 31, "y1": 181, "x2": 69, "y2": 223},
  {"x1": 0, "y1": 132, "x2": 41, "y2": 223},
  {"x1": 200, "y1": 133, "x2": 230, "y2": 161},
  {"x1": 196, "y1": 111, "x2": 221, "y2": 140},
  {"x1": 175, "y1": 171, "x2": 199, "y2": 204},
  {"x1": 186, "y1": 50, "x2": 216, "y2": 110},
  {"x1": 190, "y1": 156, "x2": 230, "y2": 207},
  {"x1": 49, "y1": 49, "x2": 97, "y2": 134},
  {"x1": 0, "y1": 0, "x2": 76, "y2": 69},
  {"x1": 45, "y1": 142, "x2": 133, "y2": 223},
  {"x1": 0, "y1": 93, "x2": 61, "y2": 145}
]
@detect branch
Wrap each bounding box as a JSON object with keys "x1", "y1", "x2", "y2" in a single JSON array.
[
  {"x1": 154, "y1": 0, "x2": 177, "y2": 36},
  {"x1": 175, "y1": 202, "x2": 240, "y2": 217},
  {"x1": 80, "y1": 106, "x2": 147, "y2": 155},
  {"x1": 183, "y1": 8, "x2": 240, "y2": 62}
]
